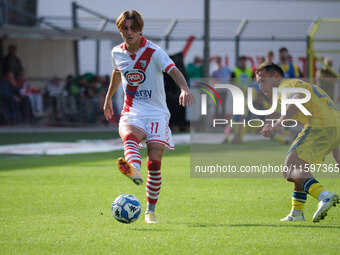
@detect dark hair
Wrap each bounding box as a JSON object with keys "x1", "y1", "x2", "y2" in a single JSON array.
[
  {"x1": 239, "y1": 56, "x2": 247, "y2": 61},
  {"x1": 194, "y1": 56, "x2": 202, "y2": 63},
  {"x1": 66, "y1": 74, "x2": 73, "y2": 82},
  {"x1": 89, "y1": 76, "x2": 98, "y2": 83},
  {"x1": 256, "y1": 63, "x2": 284, "y2": 77},
  {"x1": 279, "y1": 47, "x2": 288, "y2": 53},
  {"x1": 8, "y1": 44, "x2": 17, "y2": 50}
]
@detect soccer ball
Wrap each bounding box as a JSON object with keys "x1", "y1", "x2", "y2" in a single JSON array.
[{"x1": 111, "y1": 194, "x2": 142, "y2": 223}]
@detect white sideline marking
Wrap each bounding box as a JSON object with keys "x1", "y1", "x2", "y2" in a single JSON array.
[
  {"x1": 0, "y1": 133, "x2": 265, "y2": 155},
  {"x1": 0, "y1": 134, "x2": 188, "y2": 155}
]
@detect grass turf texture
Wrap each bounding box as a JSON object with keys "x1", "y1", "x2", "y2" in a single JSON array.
[
  {"x1": 0, "y1": 131, "x2": 119, "y2": 146},
  {"x1": 0, "y1": 139, "x2": 339, "y2": 254}
]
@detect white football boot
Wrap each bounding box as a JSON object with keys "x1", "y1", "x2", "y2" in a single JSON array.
[
  {"x1": 313, "y1": 193, "x2": 339, "y2": 223},
  {"x1": 280, "y1": 212, "x2": 306, "y2": 222},
  {"x1": 144, "y1": 212, "x2": 159, "y2": 223}
]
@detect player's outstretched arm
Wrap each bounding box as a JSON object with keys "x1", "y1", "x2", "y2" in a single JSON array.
[
  {"x1": 103, "y1": 70, "x2": 122, "y2": 121},
  {"x1": 260, "y1": 93, "x2": 302, "y2": 137},
  {"x1": 168, "y1": 67, "x2": 195, "y2": 107}
]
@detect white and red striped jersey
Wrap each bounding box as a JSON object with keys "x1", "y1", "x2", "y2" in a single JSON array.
[{"x1": 111, "y1": 36, "x2": 175, "y2": 118}]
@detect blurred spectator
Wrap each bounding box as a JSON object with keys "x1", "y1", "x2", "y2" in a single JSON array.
[
  {"x1": 63, "y1": 75, "x2": 79, "y2": 121},
  {"x1": 5, "y1": 72, "x2": 31, "y2": 123},
  {"x1": 256, "y1": 56, "x2": 265, "y2": 69},
  {"x1": 211, "y1": 56, "x2": 231, "y2": 118},
  {"x1": 277, "y1": 47, "x2": 297, "y2": 78},
  {"x1": 211, "y1": 56, "x2": 231, "y2": 80},
  {"x1": 186, "y1": 56, "x2": 203, "y2": 80},
  {"x1": 0, "y1": 72, "x2": 21, "y2": 124},
  {"x1": 44, "y1": 76, "x2": 67, "y2": 121},
  {"x1": 64, "y1": 74, "x2": 80, "y2": 98},
  {"x1": 17, "y1": 70, "x2": 45, "y2": 118},
  {"x1": 316, "y1": 58, "x2": 338, "y2": 101},
  {"x1": 76, "y1": 76, "x2": 89, "y2": 122},
  {"x1": 2, "y1": 44, "x2": 24, "y2": 81},
  {"x1": 288, "y1": 54, "x2": 302, "y2": 78},
  {"x1": 256, "y1": 51, "x2": 274, "y2": 73},
  {"x1": 96, "y1": 76, "x2": 107, "y2": 110},
  {"x1": 231, "y1": 56, "x2": 253, "y2": 87},
  {"x1": 227, "y1": 56, "x2": 253, "y2": 144},
  {"x1": 77, "y1": 76, "x2": 89, "y2": 96},
  {"x1": 265, "y1": 50, "x2": 274, "y2": 64},
  {"x1": 83, "y1": 76, "x2": 101, "y2": 123}
]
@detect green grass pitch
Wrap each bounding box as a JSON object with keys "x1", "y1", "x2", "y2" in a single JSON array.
[{"x1": 0, "y1": 134, "x2": 339, "y2": 254}]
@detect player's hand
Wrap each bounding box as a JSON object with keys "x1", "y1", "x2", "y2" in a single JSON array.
[
  {"x1": 260, "y1": 124, "x2": 273, "y2": 137},
  {"x1": 103, "y1": 100, "x2": 114, "y2": 121},
  {"x1": 260, "y1": 122, "x2": 281, "y2": 137},
  {"x1": 179, "y1": 89, "x2": 195, "y2": 107}
]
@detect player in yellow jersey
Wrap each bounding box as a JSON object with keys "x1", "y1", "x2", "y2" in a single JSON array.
[{"x1": 256, "y1": 63, "x2": 340, "y2": 222}]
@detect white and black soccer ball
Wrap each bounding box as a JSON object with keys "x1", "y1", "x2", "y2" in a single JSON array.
[{"x1": 112, "y1": 194, "x2": 142, "y2": 223}]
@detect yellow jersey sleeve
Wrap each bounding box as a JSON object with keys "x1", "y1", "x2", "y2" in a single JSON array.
[{"x1": 278, "y1": 79, "x2": 340, "y2": 127}]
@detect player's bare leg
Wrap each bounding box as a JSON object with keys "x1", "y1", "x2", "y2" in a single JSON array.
[
  {"x1": 283, "y1": 149, "x2": 313, "y2": 186},
  {"x1": 281, "y1": 149, "x2": 339, "y2": 222},
  {"x1": 280, "y1": 150, "x2": 310, "y2": 221},
  {"x1": 144, "y1": 142, "x2": 164, "y2": 223},
  {"x1": 117, "y1": 125, "x2": 146, "y2": 185}
]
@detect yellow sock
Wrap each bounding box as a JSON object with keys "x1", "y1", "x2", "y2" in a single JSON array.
[
  {"x1": 292, "y1": 199, "x2": 305, "y2": 211},
  {"x1": 307, "y1": 183, "x2": 326, "y2": 200},
  {"x1": 291, "y1": 191, "x2": 307, "y2": 213}
]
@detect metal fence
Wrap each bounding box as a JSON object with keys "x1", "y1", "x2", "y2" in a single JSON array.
[{"x1": 1, "y1": 1, "x2": 340, "y2": 127}]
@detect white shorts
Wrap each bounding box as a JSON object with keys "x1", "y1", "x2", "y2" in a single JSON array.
[{"x1": 119, "y1": 113, "x2": 174, "y2": 150}]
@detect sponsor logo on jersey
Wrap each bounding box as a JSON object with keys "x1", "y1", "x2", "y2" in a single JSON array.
[
  {"x1": 124, "y1": 69, "x2": 146, "y2": 86},
  {"x1": 125, "y1": 89, "x2": 152, "y2": 99},
  {"x1": 140, "y1": 60, "x2": 147, "y2": 69}
]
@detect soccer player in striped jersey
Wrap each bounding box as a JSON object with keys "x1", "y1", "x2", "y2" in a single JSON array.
[
  {"x1": 256, "y1": 63, "x2": 339, "y2": 222},
  {"x1": 103, "y1": 10, "x2": 194, "y2": 223}
]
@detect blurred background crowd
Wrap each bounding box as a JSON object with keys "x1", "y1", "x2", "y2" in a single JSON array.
[
  {"x1": 0, "y1": 44, "x2": 114, "y2": 126},
  {"x1": 1, "y1": 43, "x2": 339, "y2": 132},
  {"x1": 186, "y1": 47, "x2": 339, "y2": 144}
]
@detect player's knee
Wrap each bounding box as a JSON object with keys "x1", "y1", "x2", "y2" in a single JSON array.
[
  {"x1": 147, "y1": 149, "x2": 163, "y2": 160},
  {"x1": 283, "y1": 173, "x2": 290, "y2": 181},
  {"x1": 123, "y1": 133, "x2": 139, "y2": 143},
  {"x1": 282, "y1": 168, "x2": 293, "y2": 182},
  {"x1": 286, "y1": 177, "x2": 295, "y2": 182}
]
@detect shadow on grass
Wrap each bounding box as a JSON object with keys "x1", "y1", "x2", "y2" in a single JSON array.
[
  {"x1": 130, "y1": 228, "x2": 172, "y2": 232},
  {"x1": 185, "y1": 223, "x2": 340, "y2": 229},
  {"x1": 190, "y1": 140, "x2": 289, "y2": 154},
  {"x1": 0, "y1": 145, "x2": 190, "y2": 172}
]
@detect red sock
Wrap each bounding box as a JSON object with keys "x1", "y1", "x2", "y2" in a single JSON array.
[
  {"x1": 146, "y1": 160, "x2": 162, "y2": 204},
  {"x1": 123, "y1": 134, "x2": 141, "y2": 170}
]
